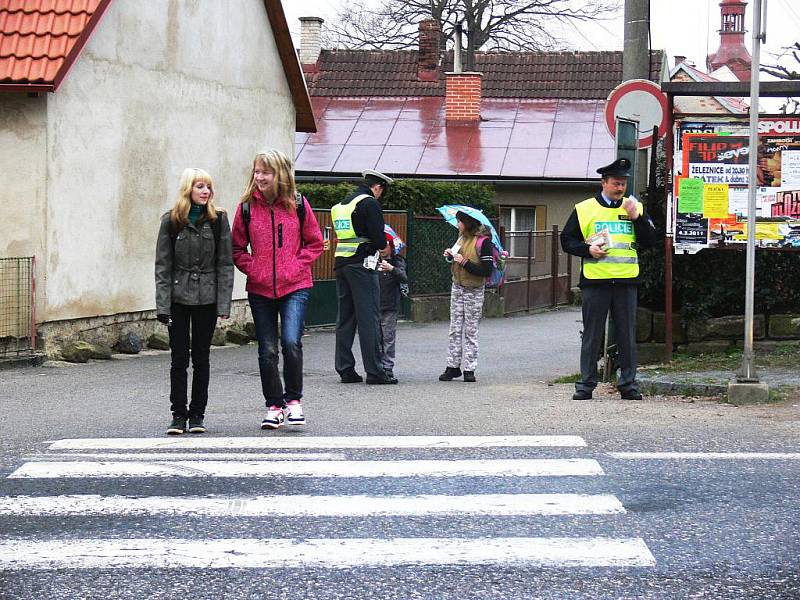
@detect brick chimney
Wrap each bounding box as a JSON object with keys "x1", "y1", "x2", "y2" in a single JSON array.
[
  {"x1": 299, "y1": 17, "x2": 324, "y2": 67},
  {"x1": 707, "y1": 0, "x2": 752, "y2": 80},
  {"x1": 417, "y1": 19, "x2": 440, "y2": 82},
  {"x1": 674, "y1": 55, "x2": 686, "y2": 68},
  {"x1": 445, "y1": 72, "x2": 483, "y2": 124}
]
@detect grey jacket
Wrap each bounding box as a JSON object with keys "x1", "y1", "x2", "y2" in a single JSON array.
[{"x1": 155, "y1": 211, "x2": 234, "y2": 316}]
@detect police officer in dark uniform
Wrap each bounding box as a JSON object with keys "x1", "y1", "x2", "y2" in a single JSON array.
[
  {"x1": 560, "y1": 158, "x2": 657, "y2": 400},
  {"x1": 331, "y1": 169, "x2": 397, "y2": 384}
]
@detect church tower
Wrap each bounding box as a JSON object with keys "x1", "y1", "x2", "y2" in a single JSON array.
[{"x1": 707, "y1": 0, "x2": 753, "y2": 80}]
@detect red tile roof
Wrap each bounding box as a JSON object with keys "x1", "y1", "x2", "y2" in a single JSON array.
[
  {"x1": 0, "y1": 0, "x2": 314, "y2": 132},
  {"x1": 0, "y1": 0, "x2": 112, "y2": 91},
  {"x1": 295, "y1": 97, "x2": 616, "y2": 180},
  {"x1": 306, "y1": 49, "x2": 666, "y2": 100},
  {"x1": 672, "y1": 61, "x2": 749, "y2": 114}
]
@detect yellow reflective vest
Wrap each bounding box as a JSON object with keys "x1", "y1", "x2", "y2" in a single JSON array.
[
  {"x1": 575, "y1": 197, "x2": 642, "y2": 280},
  {"x1": 331, "y1": 194, "x2": 372, "y2": 258}
]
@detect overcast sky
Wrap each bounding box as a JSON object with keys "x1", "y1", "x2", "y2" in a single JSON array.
[{"x1": 283, "y1": 0, "x2": 800, "y2": 76}]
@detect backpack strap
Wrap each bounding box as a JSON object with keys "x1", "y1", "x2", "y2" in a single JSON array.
[
  {"x1": 242, "y1": 195, "x2": 306, "y2": 250},
  {"x1": 241, "y1": 201, "x2": 251, "y2": 249},
  {"x1": 296, "y1": 191, "x2": 306, "y2": 248},
  {"x1": 295, "y1": 191, "x2": 306, "y2": 228}
]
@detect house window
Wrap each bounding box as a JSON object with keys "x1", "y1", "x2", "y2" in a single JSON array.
[{"x1": 499, "y1": 206, "x2": 536, "y2": 258}]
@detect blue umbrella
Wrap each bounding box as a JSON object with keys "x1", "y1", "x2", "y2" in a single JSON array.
[{"x1": 436, "y1": 204, "x2": 504, "y2": 252}]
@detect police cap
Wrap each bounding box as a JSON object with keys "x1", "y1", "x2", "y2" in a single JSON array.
[
  {"x1": 596, "y1": 158, "x2": 631, "y2": 178},
  {"x1": 362, "y1": 169, "x2": 394, "y2": 188}
]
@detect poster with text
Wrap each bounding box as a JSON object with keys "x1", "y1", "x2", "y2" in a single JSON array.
[{"x1": 672, "y1": 118, "x2": 800, "y2": 251}]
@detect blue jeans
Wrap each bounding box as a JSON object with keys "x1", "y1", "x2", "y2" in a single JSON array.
[{"x1": 248, "y1": 289, "x2": 310, "y2": 407}]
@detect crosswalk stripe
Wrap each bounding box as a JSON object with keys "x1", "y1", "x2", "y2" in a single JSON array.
[
  {"x1": 608, "y1": 452, "x2": 800, "y2": 460},
  {"x1": 45, "y1": 435, "x2": 587, "y2": 450},
  {"x1": 0, "y1": 493, "x2": 625, "y2": 517},
  {"x1": 0, "y1": 537, "x2": 656, "y2": 569},
  {"x1": 22, "y1": 452, "x2": 344, "y2": 461},
  {"x1": 8, "y1": 458, "x2": 604, "y2": 479}
]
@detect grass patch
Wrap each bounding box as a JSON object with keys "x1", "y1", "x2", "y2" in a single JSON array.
[
  {"x1": 644, "y1": 342, "x2": 800, "y2": 373},
  {"x1": 552, "y1": 373, "x2": 581, "y2": 384}
]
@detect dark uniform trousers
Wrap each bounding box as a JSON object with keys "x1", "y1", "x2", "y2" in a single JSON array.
[
  {"x1": 335, "y1": 263, "x2": 384, "y2": 377},
  {"x1": 577, "y1": 284, "x2": 638, "y2": 394}
]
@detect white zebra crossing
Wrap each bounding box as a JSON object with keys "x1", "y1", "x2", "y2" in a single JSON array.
[
  {"x1": 0, "y1": 492, "x2": 625, "y2": 517},
  {"x1": 44, "y1": 434, "x2": 587, "y2": 450},
  {"x1": 0, "y1": 537, "x2": 655, "y2": 569},
  {"x1": 0, "y1": 435, "x2": 655, "y2": 570},
  {"x1": 8, "y1": 458, "x2": 604, "y2": 479}
]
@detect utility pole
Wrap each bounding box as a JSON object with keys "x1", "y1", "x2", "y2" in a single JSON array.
[
  {"x1": 622, "y1": 0, "x2": 650, "y2": 81},
  {"x1": 622, "y1": 0, "x2": 652, "y2": 196}
]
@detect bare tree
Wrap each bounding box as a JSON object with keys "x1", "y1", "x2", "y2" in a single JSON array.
[
  {"x1": 761, "y1": 43, "x2": 800, "y2": 114},
  {"x1": 327, "y1": 0, "x2": 620, "y2": 68}
]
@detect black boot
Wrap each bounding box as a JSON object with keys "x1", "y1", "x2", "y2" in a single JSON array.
[
  {"x1": 166, "y1": 415, "x2": 186, "y2": 435},
  {"x1": 438, "y1": 367, "x2": 462, "y2": 381},
  {"x1": 463, "y1": 371, "x2": 476, "y2": 382}
]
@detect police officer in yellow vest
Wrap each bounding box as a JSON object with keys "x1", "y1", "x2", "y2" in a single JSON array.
[
  {"x1": 332, "y1": 169, "x2": 397, "y2": 385},
  {"x1": 560, "y1": 158, "x2": 657, "y2": 401}
]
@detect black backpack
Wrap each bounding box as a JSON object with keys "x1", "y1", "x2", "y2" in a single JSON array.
[{"x1": 241, "y1": 191, "x2": 306, "y2": 248}]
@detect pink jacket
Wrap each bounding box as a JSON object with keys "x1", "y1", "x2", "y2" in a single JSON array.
[{"x1": 231, "y1": 192, "x2": 324, "y2": 299}]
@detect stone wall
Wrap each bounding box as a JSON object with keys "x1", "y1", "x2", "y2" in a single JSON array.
[
  {"x1": 409, "y1": 291, "x2": 505, "y2": 323},
  {"x1": 39, "y1": 299, "x2": 253, "y2": 360},
  {"x1": 636, "y1": 308, "x2": 800, "y2": 363}
]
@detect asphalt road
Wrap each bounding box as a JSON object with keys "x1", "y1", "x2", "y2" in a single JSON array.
[{"x1": 1, "y1": 308, "x2": 799, "y2": 599}]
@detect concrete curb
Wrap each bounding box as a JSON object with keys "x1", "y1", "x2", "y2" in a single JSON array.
[
  {"x1": 0, "y1": 353, "x2": 47, "y2": 370},
  {"x1": 639, "y1": 368, "x2": 800, "y2": 403},
  {"x1": 638, "y1": 376, "x2": 727, "y2": 398}
]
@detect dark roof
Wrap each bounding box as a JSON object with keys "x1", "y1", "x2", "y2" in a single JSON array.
[
  {"x1": 295, "y1": 97, "x2": 616, "y2": 180},
  {"x1": 306, "y1": 49, "x2": 666, "y2": 99}
]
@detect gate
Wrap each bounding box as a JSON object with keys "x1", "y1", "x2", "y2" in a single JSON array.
[
  {"x1": 501, "y1": 226, "x2": 572, "y2": 314},
  {"x1": 0, "y1": 257, "x2": 36, "y2": 359}
]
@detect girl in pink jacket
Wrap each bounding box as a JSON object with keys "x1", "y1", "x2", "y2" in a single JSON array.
[{"x1": 232, "y1": 150, "x2": 324, "y2": 429}]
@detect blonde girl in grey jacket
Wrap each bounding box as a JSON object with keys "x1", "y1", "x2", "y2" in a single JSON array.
[{"x1": 155, "y1": 168, "x2": 234, "y2": 435}]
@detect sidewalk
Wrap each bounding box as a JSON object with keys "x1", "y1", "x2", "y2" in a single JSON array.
[{"x1": 638, "y1": 367, "x2": 800, "y2": 400}]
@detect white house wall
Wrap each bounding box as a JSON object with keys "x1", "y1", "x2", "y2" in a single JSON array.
[
  {"x1": 42, "y1": 0, "x2": 296, "y2": 322},
  {"x1": 0, "y1": 94, "x2": 47, "y2": 263}
]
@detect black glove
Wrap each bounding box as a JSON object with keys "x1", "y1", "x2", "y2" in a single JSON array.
[{"x1": 156, "y1": 314, "x2": 171, "y2": 325}]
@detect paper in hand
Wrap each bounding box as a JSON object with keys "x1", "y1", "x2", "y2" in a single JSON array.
[{"x1": 586, "y1": 228, "x2": 611, "y2": 248}]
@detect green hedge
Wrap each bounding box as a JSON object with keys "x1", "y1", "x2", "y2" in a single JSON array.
[{"x1": 297, "y1": 179, "x2": 495, "y2": 216}]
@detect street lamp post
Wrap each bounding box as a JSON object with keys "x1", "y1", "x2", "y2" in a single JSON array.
[{"x1": 737, "y1": 0, "x2": 766, "y2": 383}]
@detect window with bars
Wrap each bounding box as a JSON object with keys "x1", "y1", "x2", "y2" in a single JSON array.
[{"x1": 499, "y1": 207, "x2": 536, "y2": 258}]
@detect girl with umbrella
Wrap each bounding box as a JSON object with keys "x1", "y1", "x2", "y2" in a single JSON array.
[{"x1": 439, "y1": 210, "x2": 494, "y2": 383}]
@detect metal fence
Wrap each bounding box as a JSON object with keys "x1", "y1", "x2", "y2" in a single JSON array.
[
  {"x1": 407, "y1": 216, "x2": 455, "y2": 295},
  {"x1": 0, "y1": 257, "x2": 36, "y2": 359},
  {"x1": 311, "y1": 209, "x2": 408, "y2": 281},
  {"x1": 502, "y1": 227, "x2": 572, "y2": 313}
]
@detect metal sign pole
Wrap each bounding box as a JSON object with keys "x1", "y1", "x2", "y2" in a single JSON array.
[{"x1": 737, "y1": 0, "x2": 765, "y2": 383}]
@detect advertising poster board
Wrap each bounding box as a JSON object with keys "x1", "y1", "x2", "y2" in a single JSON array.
[{"x1": 672, "y1": 117, "x2": 800, "y2": 252}]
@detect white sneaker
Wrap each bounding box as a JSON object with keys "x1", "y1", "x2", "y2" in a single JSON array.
[
  {"x1": 261, "y1": 406, "x2": 285, "y2": 430},
  {"x1": 285, "y1": 400, "x2": 305, "y2": 426}
]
